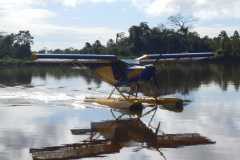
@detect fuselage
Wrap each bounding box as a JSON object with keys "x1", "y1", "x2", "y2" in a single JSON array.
[{"x1": 91, "y1": 61, "x2": 156, "y2": 87}]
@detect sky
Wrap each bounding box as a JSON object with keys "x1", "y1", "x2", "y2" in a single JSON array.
[{"x1": 0, "y1": 0, "x2": 240, "y2": 51}]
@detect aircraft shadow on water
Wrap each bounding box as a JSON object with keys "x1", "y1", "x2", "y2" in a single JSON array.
[
  {"x1": 29, "y1": 106, "x2": 216, "y2": 160},
  {"x1": 29, "y1": 52, "x2": 214, "y2": 109}
]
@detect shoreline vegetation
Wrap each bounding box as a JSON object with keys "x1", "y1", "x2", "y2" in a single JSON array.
[{"x1": 1, "y1": 14, "x2": 240, "y2": 66}]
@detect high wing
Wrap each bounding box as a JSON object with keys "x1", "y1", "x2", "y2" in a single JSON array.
[
  {"x1": 137, "y1": 52, "x2": 214, "y2": 64},
  {"x1": 29, "y1": 53, "x2": 118, "y2": 65},
  {"x1": 29, "y1": 52, "x2": 214, "y2": 65}
]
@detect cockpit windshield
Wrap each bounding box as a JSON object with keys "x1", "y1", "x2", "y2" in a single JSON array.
[{"x1": 120, "y1": 59, "x2": 139, "y2": 68}]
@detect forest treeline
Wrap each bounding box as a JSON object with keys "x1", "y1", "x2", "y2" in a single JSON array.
[{"x1": 1, "y1": 14, "x2": 240, "y2": 64}]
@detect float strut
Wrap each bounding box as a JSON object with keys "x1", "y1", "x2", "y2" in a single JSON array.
[
  {"x1": 108, "y1": 87, "x2": 116, "y2": 99},
  {"x1": 128, "y1": 86, "x2": 134, "y2": 99},
  {"x1": 139, "y1": 87, "x2": 158, "y2": 100},
  {"x1": 135, "y1": 85, "x2": 138, "y2": 98},
  {"x1": 115, "y1": 87, "x2": 128, "y2": 100}
]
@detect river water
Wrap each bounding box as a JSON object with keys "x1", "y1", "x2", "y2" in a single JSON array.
[{"x1": 0, "y1": 63, "x2": 239, "y2": 160}]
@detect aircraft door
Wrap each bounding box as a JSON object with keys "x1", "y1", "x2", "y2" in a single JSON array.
[{"x1": 111, "y1": 62, "x2": 126, "y2": 81}]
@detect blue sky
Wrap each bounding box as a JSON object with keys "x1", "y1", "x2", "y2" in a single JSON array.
[{"x1": 0, "y1": 0, "x2": 240, "y2": 51}]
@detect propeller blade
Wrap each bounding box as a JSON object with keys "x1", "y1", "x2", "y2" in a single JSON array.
[
  {"x1": 153, "y1": 49, "x2": 164, "y2": 65},
  {"x1": 153, "y1": 75, "x2": 160, "y2": 90}
]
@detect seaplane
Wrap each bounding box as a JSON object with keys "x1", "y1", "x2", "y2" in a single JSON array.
[{"x1": 29, "y1": 52, "x2": 214, "y2": 109}]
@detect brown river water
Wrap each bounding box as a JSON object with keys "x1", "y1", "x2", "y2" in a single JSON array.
[{"x1": 0, "y1": 63, "x2": 239, "y2": 160}]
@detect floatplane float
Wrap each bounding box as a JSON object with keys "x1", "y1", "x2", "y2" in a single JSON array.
[{"x1": 29, "y1": 52, "x2": 214, "y2": 109}]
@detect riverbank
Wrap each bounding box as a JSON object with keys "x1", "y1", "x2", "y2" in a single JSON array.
[{"x1": 0, "y1": 57, "x2": 28, "y2": 66}]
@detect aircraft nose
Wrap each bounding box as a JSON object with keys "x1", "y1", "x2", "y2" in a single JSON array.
[{"x1": 145, "y1": 64, "x2": 156, "y2": 75}]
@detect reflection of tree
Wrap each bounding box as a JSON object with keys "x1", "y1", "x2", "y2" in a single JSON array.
[
  {"x1": 0, "y1": 67, "x2": 32, "y2": 86},
  {"x1": 29, "y1": 107, "x2": 215, "y2": 160},
  {"x1": 32, "y1": 66, "x2": 103, "y2": 87},
  {"x1": 2, "y1": 64, "x2": 239, "y2": 92},
  {"x1": 141, "y1": 63, "x2": 240, "y2": 96},
  {"x1": 0, "y1": 66, "x2": 104, "y2": 87}
]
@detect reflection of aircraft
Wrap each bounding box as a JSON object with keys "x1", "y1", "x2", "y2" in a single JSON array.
[
  {"x1": 29, "y1": 52, "x2": 213, "y2": 108},
  {"x1": 29, "y1": 107, "x2": 215, "y2": 160}
]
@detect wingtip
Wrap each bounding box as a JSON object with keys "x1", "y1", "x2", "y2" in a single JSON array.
[{"x1": 29, "y1": 54, "x2": 37, "y2": 61}]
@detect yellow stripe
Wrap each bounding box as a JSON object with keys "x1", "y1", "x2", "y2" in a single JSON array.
[
  {"x1": 94, "y1": 66, "x2": 118, "y2": 84},
  {"x1": 127, "y1": 68, "x2": 142, "y2": 79}
]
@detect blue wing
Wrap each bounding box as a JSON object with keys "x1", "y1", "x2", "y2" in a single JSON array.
[
  {"x1": 136, "y1": 52, "x2": 214, "y2": 63},
  {"x1": 29, "y1": 53, "x2": 119, "y2": 65}
]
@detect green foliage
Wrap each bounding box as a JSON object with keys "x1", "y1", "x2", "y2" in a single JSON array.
[
  {"x1": 13, "y1": 30, "x2": 34, "y2": 45},
  {"x1": 0, "y1": 57, "x2": 28, "y2": 66},
  {"x1": 0, "y1": 30, "x2": 33, "y2": 59}
]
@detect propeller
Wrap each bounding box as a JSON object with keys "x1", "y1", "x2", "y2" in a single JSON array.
[
  {"x1": 152, "y1": 49, "x2": 164, "y2": 89},
  {"x1": 153, "y1": 74, "x2": 160, "y2": 89},
  {"x1": 153, "y1": 49, "x2": 164, "y2": 65},
  {"x1": 145, "y1": 64, "x2": 160, "y2": 89}
]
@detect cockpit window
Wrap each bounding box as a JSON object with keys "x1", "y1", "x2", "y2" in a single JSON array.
[
  {"x1": 120, "y1": 60, "x2": 139, "y2": 68},
  {"x1": 112, "y1": 61, "x2": 126, "y2": 81}
]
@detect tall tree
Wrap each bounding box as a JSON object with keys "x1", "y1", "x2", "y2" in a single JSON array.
[
  {"x1": 116, "y1": 32, "x2": 125, "y2": 43},
  {"x1": 92, "y1": 40, "x2": 103, "y2": 54},
  {"x1": 230, "y1": 30, "x2": 240, "y2": 56},
  {"x1": 167, "y1": 13, "x2": 198, "y2": 50},
  {"x1": 85, "y1": 42, "x2": 92, "y2": 54},
  {"x1": 139, "y1": 22, "x2": 152, "y2": 43},
  {"x1": 107, "y1": 39, "x2": 115, "y2": 47},
  {"x1": 13, "y1": 30, "x2": 34, "y2": 45},
  {"x1": 128, "y1": 25, "x2": 143, "y2": 56},
  {"x1": 219, "y1": 30, "x2": 231, "y2": 55}
]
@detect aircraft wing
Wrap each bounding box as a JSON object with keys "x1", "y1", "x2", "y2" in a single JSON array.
[
  {"x1": 136, "y1": 52, "x2": 214, "y2": 63},
  {"x1": 29, "y1": 52, "x2": 214, "y2": 66},
  {"x1": 29, "y1": 53, "x2": 118, "y2": 65}
]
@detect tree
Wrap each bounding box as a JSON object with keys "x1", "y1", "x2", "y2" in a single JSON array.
[
  {"x1": 85, "y1": 42, "x2": 92, "y2": 54},
  {"x1": 39, "y1": 47, "x2": 48, "y2": 53},
  {"x1": 0, "y1": 32, "x2": 7, "y2": 39},
  {"x1": 129, "y1": 25, "x2": 142, "y2": 55},
  {"x1": 15, "y1": 43, "x2": 31, "y2": 58},
  {"x1": 167, "y1": 13, "x2": 198, "y2": 49},
  {"x1": 230, "y1": 30, "x2": 240, "y2": 56},
  {"x1": 92, "y1": 40, "x2": 103, "y2": 54},
  {"x1": 139, "y1": 22, "x2": 152, "y2": 43},
  {"x1": 188, "y1": 31, "x2": 200, "y2": 52},
  {"x1": 3, "y1": 35, "x2": 13, "y2": 46},
  {"x1": 85, "y1": 42, "x2": 92, "y2": 48},
  {"x1": 199, "y1": 36, "x2": 212, "y2": 52},
  {"x1": 116, "y1": 32, "x2": 125, "y2": 43},
  {"x1": 107, "y1": 39, "x2": 115, "y2": 47},
  {"x1": 93, "y1": 40, "x2": 102, "y2": 48},
  {"x1": 13, "y1": 30, "x2": 34, "y2": 45},
  {"x1": 219, "y1": 30, "x2": 231, "y2": 55}
]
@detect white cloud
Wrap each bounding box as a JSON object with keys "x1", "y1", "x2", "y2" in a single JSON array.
[
  {"x1": 0, "y1": 0, "x2": 117, "y2": 7},
  {"x1": 192, "y1": 25, "x2": 240, "y2": 37},
  {"x1": 130, "y1": 0, "x2": 240, "y2": 20},
  {"x1": 193, "y1": 0, "x2": 240, "y2": 20},
  {"x1": 62, "y1": 0, "x2": 79, "y2": 7},
  {"x1": 1, "y1": 0, "x2": 240, "y2": 21},
  {"x1": 0, "y1": 1, "x2": 125, "y2": 50},
  {"x1": 59, "y1": 0, "x2": 117, "y2": 6}
]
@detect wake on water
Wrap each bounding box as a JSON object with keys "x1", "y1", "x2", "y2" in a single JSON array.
[{"x1": 0, "y1": 85, "x2": 109, "y2": 109}]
